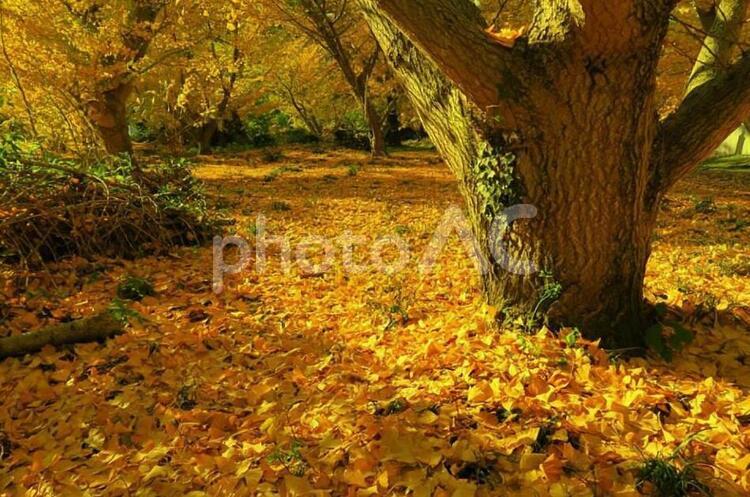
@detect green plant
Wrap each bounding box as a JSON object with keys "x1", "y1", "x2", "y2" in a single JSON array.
[
  {"x1": 693, "y1": 197, "x2": 716, "y2": 214},
  {"x1": 347, "y1": 164, "x2": 360, "y2": 176},
  {"x1": 107, "y1": 298, "x2": 145, "y2": 324},
  {"x1": 563, "y1": 328, "x2": 581, "y2": 348},
  {"x1": 369, "y1": 284, "x2": 414, "y2": 331},
  {"x1": 394, "y1": 225, "x2": 409, "y2": 235},
  {"x1": 372, "y1": 397, "x2": 408, "y2": 416},
  {"x1": 636, "y1": 457, "x2": 709, "y2": 497},
  {"x1": 244, "y1": 112, "x2": 277, "y2": 148},
  {"x1": 116, "y1": 276, "x2": 155, "y2": 301},
  {"x1": 526, "y1": 270, "x2": 563, "y2": 330},
  {"x1": 271, "y1": 201, "x2": 291, "y2": 212},
  {"x1": 268, "y1": 440, "x2": 307, "y2": 477},
  {"x1": 470, "y1": 141, "x2": 518, "y2": 219},
  {"x1": 264, "y1": 165, "x2": 302, "y2": 182},
  {"x1": 645, "y1": 305, "x2": 695, "y2": 361}
]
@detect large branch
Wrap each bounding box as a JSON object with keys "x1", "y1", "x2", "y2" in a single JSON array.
[
  {"x1": 656, "y1": 51, "x2": 750, "y2": 189},
  {"x1": 686, "y1": 0, "x2": 749, "y2": 94},
  {"x1": 367, "y1": 0, "x2": 520, "y2": 110},
  {"x1": 0, "y1": 312, "x2": 123, "y2": 360}
]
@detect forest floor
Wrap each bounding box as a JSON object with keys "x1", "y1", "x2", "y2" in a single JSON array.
[{"x1": 1, "y1": 148, "x2": 749, "y2": 497}]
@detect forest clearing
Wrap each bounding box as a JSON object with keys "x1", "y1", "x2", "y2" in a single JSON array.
[
  {"x1": 2, "y1": 0, "x2": 750, "y2": 496},
  {"x1": 1, "y1": 148, "x2": 749, "y2": 496}
]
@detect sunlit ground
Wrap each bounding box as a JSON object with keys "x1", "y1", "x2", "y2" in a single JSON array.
[{"x1": 1, "y1": 149, "x2": 748, "y2": 496}]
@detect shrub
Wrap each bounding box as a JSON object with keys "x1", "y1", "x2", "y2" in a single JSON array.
[
  {"x1": 244, "y1": 113, "x2": 277, "y2": 148},
  {"x1": 117, "y1": 276, "x2": 155, "y2": 301},
  {"x1": 0, "y1": 140, "x2": 220, "y2": 265},
  {"x1": 334, "y1": 111, "x2": 371, "y2": 151},
  {"x1": 281, "y1": 128, "x2": 320, "y2": 145}
]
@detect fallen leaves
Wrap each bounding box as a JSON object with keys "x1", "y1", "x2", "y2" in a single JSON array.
[{"x1": 0, "y1": 149, "x2": 748, "y2": 496}]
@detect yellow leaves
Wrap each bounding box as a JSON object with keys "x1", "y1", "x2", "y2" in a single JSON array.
[
  {"x1": 485, "y1": 26, "x2": 527, "y2": 48},
  {"x1": 378, "y1": 428, "x2": 444, "y2": 466},
  {"x1": 467, "y1": 381, "x2": 493, "y2": 403},
  {"x1": 496, "y1": 428, "x2": 540, "y2": 455},
  {"x1": 2, "y1": 149, "x2": 750, "y2": 497},
  {"x1": 519, "y1": 453, "x2": 547, "y2": 471},
  {"x1": 141, "y1": 465, "x2": 169, "y2": 483},
  {"x1": 342, "y1": 468, "x2": 370, "y2": 487}
]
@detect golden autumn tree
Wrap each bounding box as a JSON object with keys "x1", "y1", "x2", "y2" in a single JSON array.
[
  {"x1": 266, "y1": 0, "x2": 391, "y2": 155},
  {"x1": 267, "y1": 36, "x2": 359, "y2": 140},
  {"x1": 0, "y1": 0, "x2": 194, "y2": 156},
  {"x1": 357, "y1": 0, "x2": 750, "y2": 347},
  {"x1": 134, "y1": 0, "x2": 266, "y2": 153}
]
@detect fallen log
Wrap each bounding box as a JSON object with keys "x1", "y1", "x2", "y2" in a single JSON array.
[{"x1": 0, "y1": 312, "x2": 124, "y2": 360}]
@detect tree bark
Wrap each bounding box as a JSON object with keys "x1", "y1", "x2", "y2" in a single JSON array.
[
  {"x1": 0, "y1": 312, "x2": 123, "y2": 360},
  {"x1": 87, "y1": 83, "x2": 134, "y2": 156},
  {"x1": 361, "y1": 0, "x2": 687, "y2": 347},
  {"x1": 364, "y1": 100, "x2": 386, "y2": 156}
]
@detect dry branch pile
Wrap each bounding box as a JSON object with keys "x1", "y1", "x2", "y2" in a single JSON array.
[{"x1": 0, "y1": 147, "x2": 219, "y2": 265}]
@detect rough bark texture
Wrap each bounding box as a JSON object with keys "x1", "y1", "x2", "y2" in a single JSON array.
[
  {"x1": 88, "y1": 84, "x2": 135, "y2": 156},
  {"x1": 360, "y1": 0, "x2": 750, "y2": 347},
  {"x1": 0, "y1": 312, "x2": 123, "y2": 360}
]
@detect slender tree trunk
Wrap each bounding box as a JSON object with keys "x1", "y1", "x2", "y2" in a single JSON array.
[
  {"x1": 734, "y1": 123, "x2": 750, "y2": 155},
  {"x1": 87, "y1": 83, "x2": 134, "y2": 156},
  {"x1": 197, "y1": 120, "x2": 219, "y2": 154},
  {"x1": 384, "y1": 94, "x2": 402, "y2": 147},
  {"x1": 364, "y1": 100, "x2": 386, "y2": 156}
]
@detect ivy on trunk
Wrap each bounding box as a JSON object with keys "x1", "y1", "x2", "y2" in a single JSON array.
[{"x1": 359, "y1": 0, "x2": 750, "y2": 348}]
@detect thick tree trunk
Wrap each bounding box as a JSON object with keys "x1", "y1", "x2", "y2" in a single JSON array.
[
  {"x1": 88, "y1": 84, "x2": 134, "y2": 156},
  {"x1": 464, "y1": 88, "x2": 660, "y2": 347},
  {"x1": 361, "y1": 0, "x2": 671, "y2": 348},
  {"x1": 362, "y1": 0, "x2": 750, "y2": 347}
]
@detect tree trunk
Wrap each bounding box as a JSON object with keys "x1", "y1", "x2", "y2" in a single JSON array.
[
  {"x1": 360, "y1": 0, "x2": 674, "y2": 348},
  {"x1": 737, "y1": 122, "x2": 750, "y2": 155},
  {"x1": 87, "y1": 84, "x2": 134, "y2": 156},
  {"x1": 384, "y1": 93, "x2": 402, "y2": 147},
  {"x1": 364, "y1": 100, "x2": 387, "y2": 156},
  {"x1": 362, "y1": 0, "x2": 750, "y2": 347},
  {"x1": 197, "y1": 120, "x2": 219, "y2": 155}
]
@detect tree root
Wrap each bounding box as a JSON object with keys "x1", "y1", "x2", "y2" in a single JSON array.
[{"x1": 0, "y1": 312, "x2": 124, "y2": 360}]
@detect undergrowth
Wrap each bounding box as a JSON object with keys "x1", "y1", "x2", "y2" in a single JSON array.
[{"x1": 0, "y1": 134, "x2": 222, "y2": 266}]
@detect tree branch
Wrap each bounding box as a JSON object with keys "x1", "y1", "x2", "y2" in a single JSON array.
[
  {"x1": 656, "y1": 50, "x2": 750, "y2": 190},
  {"x1": 367, "y1": 0, "x2": 520, "y2": 110},
  {"x1": 686, "y1": 0, "x2": 748, "y2": 93}
]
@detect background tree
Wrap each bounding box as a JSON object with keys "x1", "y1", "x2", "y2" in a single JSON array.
[
  {"x1": 0, "y1": 0, "x2": 196, "y2": 156},
  {"x1": 134, "y1": 0, "x2": 266, "y2": 153},
  {"x1": 268, "y1": 0, "x2": 391, "y2": 155},
  {"x1": 359, "y1": 0, "x2": 750, "y2": 347}
]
